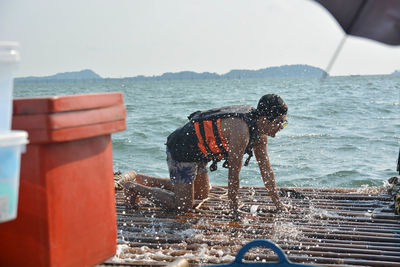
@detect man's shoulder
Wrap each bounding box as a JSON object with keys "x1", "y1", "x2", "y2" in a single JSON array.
[
  {"x1": 221, "y1": 117, "x2": 250, "y2": 138},
  {"x1": 221, "y1": 116, "x2": 249, "y2": 126}
]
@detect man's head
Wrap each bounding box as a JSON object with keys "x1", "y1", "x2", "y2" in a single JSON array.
[
  {"x1": 256, "y1": 94, "x2": 288, "y2": 137},
  {"x1": 256, "y1": 94, "x2": 288, "y2": 121}
]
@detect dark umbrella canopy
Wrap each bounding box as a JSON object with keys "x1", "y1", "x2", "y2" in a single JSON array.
[{"x1": 315, "y1": 0, "x2": 400, "y2": 45}]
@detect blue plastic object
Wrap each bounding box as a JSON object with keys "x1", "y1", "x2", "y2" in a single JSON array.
[{"x1": 205, "y1": 239, "x2": 317, "y2": 267}]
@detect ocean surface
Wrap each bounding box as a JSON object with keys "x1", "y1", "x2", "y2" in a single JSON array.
[{"x1": 14, "y1": 75, "x2": 399, "y2": 188}]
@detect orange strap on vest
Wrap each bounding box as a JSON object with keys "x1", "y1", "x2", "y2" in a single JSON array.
[{"x1": 194, "y1": 118, "x2": 228, "y2": 160}]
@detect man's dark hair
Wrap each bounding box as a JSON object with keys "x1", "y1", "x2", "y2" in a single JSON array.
[{"x1": 256, "y1": 94, "x2": 288, "y2": 121}]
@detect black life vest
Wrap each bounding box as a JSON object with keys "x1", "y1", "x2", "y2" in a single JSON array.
[{"x1": 166, "y1": 105, "x2": 260, "y2": 171}]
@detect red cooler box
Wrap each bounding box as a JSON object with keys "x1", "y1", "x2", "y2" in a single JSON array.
[{"x1": 0, "y1": 92, "x2": 126, "y2": 266}]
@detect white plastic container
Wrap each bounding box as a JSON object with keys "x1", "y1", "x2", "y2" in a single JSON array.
[
  {"x1": 0, "y1": 130, "x2": 28, "y2": 223},
  {"x1": 0, "y1": 42, "x2": 20, "y2": 132}
]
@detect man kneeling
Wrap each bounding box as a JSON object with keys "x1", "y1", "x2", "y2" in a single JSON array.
[{"x1": 123, "y1": 94, "x2": 290, "y2": 217}]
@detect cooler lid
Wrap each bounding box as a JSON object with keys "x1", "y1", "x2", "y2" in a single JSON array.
[
  {"x1": 13, "y1": 92, "x2": 123, "y2": 115},
  {"x1": 12, "y1": 93, "x2": 126, "y2": 143},
  {"x1": 12, "y1": 104, "x2": 126, "y2": 130}
]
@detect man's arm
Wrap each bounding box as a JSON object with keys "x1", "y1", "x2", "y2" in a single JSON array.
[
  {"x1": 222, "y1": 118, "x2": 248, "y2": 214},
  {"x1": 253, "y1": 135, "x2": 286, "y2": 210},
  {"x1": 227, "y1": 148, "x2": 244, "y2": 212}
]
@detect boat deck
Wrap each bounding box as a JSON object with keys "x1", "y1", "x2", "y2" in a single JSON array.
[{"x1": 104, "y1": 186, "x2": 400, "y2": 266}]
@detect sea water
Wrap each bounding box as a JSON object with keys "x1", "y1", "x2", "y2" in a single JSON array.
[{"x1": 14, "y1": 75, "x2": 399, "y2": 188}]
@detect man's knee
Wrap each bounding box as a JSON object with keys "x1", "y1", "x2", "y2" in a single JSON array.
[
  {"x1": 173, "y1": 182, "x2": 194, "y2": 212},
  {"x1": 194, "y1": 172, "x2": 209, "y2": 200},
  {"x1": 175, "y1": 196, "x2": 193, "y2": 212}
]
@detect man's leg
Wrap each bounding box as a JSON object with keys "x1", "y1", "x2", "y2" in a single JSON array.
[
  {"x1": 116, "y1": 171, "x2": 172, "y2": 191},
  {"x1": 124, "y1": 150, "x2": 197, "y2": 211},
  {"x1": 124, "y1": 181, "x2": 193, "y2": 211},
  {"x1": 135, "y1": 173, "x2": 173, "y2": 191}
]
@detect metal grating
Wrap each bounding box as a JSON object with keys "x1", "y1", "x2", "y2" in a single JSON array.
[{"x1": 104, "y1": 186, "x2": 400, "y2": 266}]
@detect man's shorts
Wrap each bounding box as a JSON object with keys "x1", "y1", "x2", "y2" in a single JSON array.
[{"x1": 166, "y1": 149, "x2": 208, "y2": 184}]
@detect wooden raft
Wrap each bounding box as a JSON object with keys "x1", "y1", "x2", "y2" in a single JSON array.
[{"x1": 103, "y1": 186, "x2": 400, "y2": 266}]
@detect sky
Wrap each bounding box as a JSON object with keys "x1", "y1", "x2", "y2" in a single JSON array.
[{"x1": 1, "y1": 0, "x2": 400, "y2": 78}]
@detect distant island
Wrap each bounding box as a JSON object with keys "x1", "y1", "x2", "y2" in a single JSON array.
[
  {"x1": 392, "y1": 70, "x2": 400, "y2": 75},
  {"x1": 15, "y1": 65, "x2": 328, "y2": 83},
  {"x1": 15, "y1": 69, "x2": 102, "y2": 83}
]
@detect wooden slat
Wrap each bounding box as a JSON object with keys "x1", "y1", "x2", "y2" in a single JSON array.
[{"x1": 101, "y1": 186, "x2": 400, "y2": 266}]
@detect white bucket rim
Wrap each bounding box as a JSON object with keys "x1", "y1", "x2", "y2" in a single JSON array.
[{"x1": 0, "y1": 131, "x2": 29, "y2": 147}]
